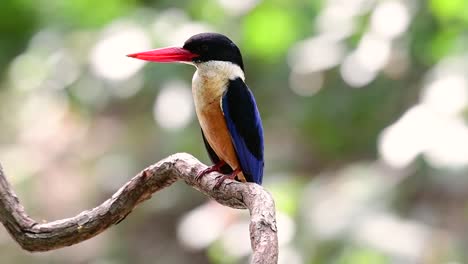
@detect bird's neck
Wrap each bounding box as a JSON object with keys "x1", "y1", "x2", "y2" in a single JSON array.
[
  {"x1": 191, "y1": 61, "x2": 245, "y2": 107},
  {"x1": 194, "y1": 61, "x2": 245, "y2": 83}
]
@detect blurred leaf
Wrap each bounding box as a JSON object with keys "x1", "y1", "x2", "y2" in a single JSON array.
[
  {"x1": 429, "y1": 28, "x2": 458, "y2": 61},
  {"x1": 297, "y1": 76, "x2": 403, "y2": 160},
  {"x1": 189, "y1": 0, "x2": 226, "y2": 24},
  {"x1": 42, "y1": 0, "x2": 136, "y2": 27},
  {"x1": 338, "y1": 247, "x2": 389, "y2": 264},
  {"x1": 268, "y1": 179, "x2": 304, "y2": 216},
  {"x1": 207, "y1": 241, "x2": 237, "y2": 264},
  {"x1": 0, "y1": 0, "x2": 38, "y2": 75},
  {"x1": 242, "y1": 4, "x2": 303, "y2": 61},
  {"x1": 430, "y1": 0, "x2": 468, "y2": 24}
]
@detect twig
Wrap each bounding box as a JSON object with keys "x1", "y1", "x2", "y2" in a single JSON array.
[{"x1": 0, "y1": 153, "x2": 278, "y2": 264}]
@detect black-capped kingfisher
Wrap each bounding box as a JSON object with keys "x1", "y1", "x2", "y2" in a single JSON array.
[{"x1": 127, "y1": 33, "x2": 264, "y2": 187}]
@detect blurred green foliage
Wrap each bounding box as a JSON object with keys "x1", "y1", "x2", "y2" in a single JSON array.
[{"x1": 243, "y1": 4, "x2": 304, "y2": 60}]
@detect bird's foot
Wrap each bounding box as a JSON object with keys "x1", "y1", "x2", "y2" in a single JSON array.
[
  {"x1": 214, "y1": 168, "x2": 241, "y2": 189},
  {"x1": 196, "y1": 161, "x2": 227, "y2": 181}
]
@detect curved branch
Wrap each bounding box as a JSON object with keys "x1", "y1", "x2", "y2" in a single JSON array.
[{"x1": 0, "y1": 153, "x2": 278, "y2": 263}]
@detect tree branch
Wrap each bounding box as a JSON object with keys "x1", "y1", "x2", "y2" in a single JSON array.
[{"x1": 0, "y1": 153, "x2": 278, "y2": 264}]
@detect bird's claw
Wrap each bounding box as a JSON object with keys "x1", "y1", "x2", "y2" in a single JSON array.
[
  {"x1": 195, "y1": 161, "x2": 227, "y2": 182},
  {"x1": 214, "y1": 177, "x2": 228, "y2": 189},
  {"x1": 195, "y1": 168, "x2": 213, "y2": 181},
  {"x1": 213, "y1": 168, "x2": 241, "y2": 189}
]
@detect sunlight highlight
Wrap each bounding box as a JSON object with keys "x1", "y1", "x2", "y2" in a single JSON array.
[
  {"x1": 422, "y1": 75, "x2": 468, "y2": 116},
  {"x1": 9, "y1": 53, "x2": 48, "y2": 91},
  {"x1": 379, "y1": 104, "x2": 468, "y2": 168},
  {"x1": 340, "y1": 52, "x2": 377, "y2": 87},
  {"x1": 177, "y1": 203, "x2": 227, "y2": 250},
  {"x1": 378, "y1": 105, "x2": 431, "y2": 168},
  {"x1": 355, "y1": 33, "x2": 391, "y2": 72},
  {"x1": 371, "y1": 1, "x2": 410, "y2": 39},
  {"x1": 354, "y1": 213, "x2": 429, "y2": 261},
  {"x1": 154, "y1": 80, "x2": 194, "y2": 130},
  {"x1": 288, "y1": 35, "x2": 346, "y2": 73},
  {"x1": 218, "y1": 0, "x2": 259, "y2": 15},
  {"x1": 221, "y1": 220, "x2": 251, "y2": 257},
  {"x1": 315, "y1": 5, "x2": 355, "y2": 40},
  {"x1": 424, "y1": 117, "x2": 468, "y2": 168},
  {"x1": 90, "y1": 21, "x2": 150, "y2": 81},
  {"x1": 289, "y1": 70, "x2": 324, "y2": 96},
  {"x1": 380, "y1": 56, "x2": 468, "y2": 169},
  {"x1": 152, "y1": 9, "x2": 214, "y2": 46}
]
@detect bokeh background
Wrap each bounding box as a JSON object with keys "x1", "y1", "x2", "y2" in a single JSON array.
[{"x1": 1, "y1": 0, "x2": 468, "y2": 263}]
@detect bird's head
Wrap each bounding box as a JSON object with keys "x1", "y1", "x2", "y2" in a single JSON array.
[{"x1": 127, "y1": 33, "x2": 244, "y2": 71}]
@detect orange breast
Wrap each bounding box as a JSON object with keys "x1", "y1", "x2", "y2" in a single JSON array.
[{"x1": 198, "y1": 101, "x2": 245, "y2": 180}]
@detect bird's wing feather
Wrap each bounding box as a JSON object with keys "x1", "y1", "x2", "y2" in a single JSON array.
[
  {"x1": 221, "y1": 78, "x2": 264, "y2": 184},
  {"x1": 201, "y1": 128, "x2": 221, "y2": 164}
]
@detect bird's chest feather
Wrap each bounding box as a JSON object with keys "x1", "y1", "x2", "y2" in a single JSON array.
[
  {"x1": 192, "y1": 69, "x2": 228, "y2": 138},
  {"x1": 191, "y1": 66, "x2": 240, "y2": 168},
  {"x1": 192, "y1": 69, "x2": 227, "y2": 112},
  {"x1": 191, "y1": 61, "x2": 244, "y2": 113}
]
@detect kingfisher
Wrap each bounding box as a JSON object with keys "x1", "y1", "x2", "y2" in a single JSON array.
[{"x1": 127, "y1": 33, "x2": 264, "y2": 188}]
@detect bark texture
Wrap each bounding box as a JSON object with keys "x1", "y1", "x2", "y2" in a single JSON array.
[{"x1": 0, "y1": 153, "x2": 278, "y2": 264}]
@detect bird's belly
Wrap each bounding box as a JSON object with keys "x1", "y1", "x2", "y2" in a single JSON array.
[{"x1": 196, "y1": 102, "x2": 241, "y2": 173}]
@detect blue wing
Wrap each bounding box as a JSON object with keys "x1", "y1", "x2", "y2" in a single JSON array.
[{"x1": 222, "y1": 78, "x2": 264, "y2": 184}]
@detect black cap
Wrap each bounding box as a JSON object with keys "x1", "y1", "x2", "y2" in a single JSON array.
[{"x1": 183, "y1": 33, "x2": 244, "y2": 70}]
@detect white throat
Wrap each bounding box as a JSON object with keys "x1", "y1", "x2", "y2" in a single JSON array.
[
  {"x1": 194, "y1": 61, "x2": 245, "y2": 82},
  {"x1": 191, "y1": 60, "x2": 245, "y2": 111}
]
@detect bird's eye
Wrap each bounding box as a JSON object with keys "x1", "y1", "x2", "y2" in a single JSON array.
[{"x1": 201, "y1": 44, "x2": 209, "y2": 52}]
